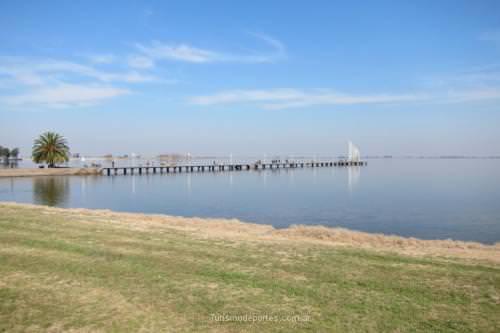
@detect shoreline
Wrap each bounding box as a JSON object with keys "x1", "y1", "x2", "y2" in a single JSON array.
[
  {"x1": 1, "y1": 201, "x2": 499, "y2": 263},
  {"x1": 2, "y1": 201, "x2": 499, "y2": 331},
  {"x1": 0, "y1": 167, "x2": 101, "y2": 177}
]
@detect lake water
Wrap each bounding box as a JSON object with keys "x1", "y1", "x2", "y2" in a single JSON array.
[{"x1": 1, "y1": 159, "x2": 499, "y2": 244}]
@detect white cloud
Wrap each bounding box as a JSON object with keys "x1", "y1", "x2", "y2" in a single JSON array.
[
  {"x1": 34, "y1": 60, "x2": 157, "y2": 83},
  {"x1": 0, "y1": 33, "x2": 284, "y2": 110},
  {"x1": 116, "y1": 71, "x2": 157, "y2": 83},
  {"x1": 419, "y1": 66, "x2": 500, "y2": 104},
  {"x1": 3, "y1": 83, "x2": 130, "y2": 108},
  {"x1": 0, "y1": 56, "x2": 153, "y2": 108},
  {"x1": 0, "y1": 68, "x2": 45, "y2": 86},
  {"x1": 0, "y1": 57, "x2": 157, "y2": 85},
  {"x1": 249, "y1": 32, "x2": 286, "y2": 55},
  {"x1": 136, "y1": 42, "x2": 218, "y2": 63},
  {"x1": 136, "y1": 34, "x2": 285, "y2": 63},
  {"x1": 191, "y1": 65, "x2": 499, "y2": 110},
  {"x1": 445, "y1": 87, "x2": 500, "y2": 103},
  {"x1": 479, "y1": 30, "x2": 500, "y2": 44},
  {"x1": 87, "y1": 54, "x2": 116, "y2": 64},
  {"x1": 190, "y1": 85, "x2": 500, "y2": 110},
  {"x1": 190, "y1": 88, "x2": 424, "y2": 110},
  {"x1": 425, "y1": 65, "x2": 500, "y2": 88},
  {"x1": 127, "y1": 55, "x2": 155, "y2": 69}
]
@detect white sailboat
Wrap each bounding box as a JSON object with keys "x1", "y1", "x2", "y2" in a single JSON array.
[{"x1": 347, "y1": 141, "x2": 361, "y2": 162}]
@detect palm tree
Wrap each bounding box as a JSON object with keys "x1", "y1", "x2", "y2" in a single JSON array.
[{"x1": 32, "y1": 132, "x2": 70, "y2": 168}]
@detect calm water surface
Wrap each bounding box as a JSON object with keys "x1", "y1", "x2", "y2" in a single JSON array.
[{"x1": 1, "y1": 159, "x2": 499, "y2": 244}]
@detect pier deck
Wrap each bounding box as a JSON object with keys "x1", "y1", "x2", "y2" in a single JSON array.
[{"x1": 101, "y1": 161, "x2": 366, "y2": 176}]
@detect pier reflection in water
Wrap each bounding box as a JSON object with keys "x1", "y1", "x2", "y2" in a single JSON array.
[
  {"x1": 348, "y1": 166, "x2": 360, "y2": 193},
  {"x1": 1, "y1": 159, "x2": 500, "y2": 243}
]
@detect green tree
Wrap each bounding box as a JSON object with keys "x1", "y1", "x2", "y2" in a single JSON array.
[
  {"x1": 0, "y1": 146, "x2": 5, "y2": 163},
  {"x1": 10, "y1": 148, "x2": 19, "y2": 158},
  {"x1": 32, "y1": 132, "x2": 70, "y2": 168}
]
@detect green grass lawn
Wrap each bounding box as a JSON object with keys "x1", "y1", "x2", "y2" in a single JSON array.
[{"x1": 0, "y1": 203, "x2": 499, "y2": 332}]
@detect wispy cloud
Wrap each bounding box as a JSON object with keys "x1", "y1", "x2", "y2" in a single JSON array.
[
  {"x1": 0, "y1": 34, "x2": 284, "y2": 109},
  {"x1": 190, "y1": 89, "x2": 424, "y2": 110},
  {"x1": 0, "y1": 69, "x2": 44, "y2": 86},
  {"x1": 87, "y1": 53, "x2": 116, "y2": 64},
  {"x1": 479, "y1": 30, "x2": 500, "y2": 44},
  {"x1": 135, "y1": 33, "x2": 285, "y2": 64},
  {"x1": 444, "y1": 87, "x2": 500, "y2": 103},
  {"x1": 425, "y1": 65, "x2": 500, "y2": 88},
  {"x1": 128, "y1": 55, "x2": 155, "y2": 69},
  {"x1": 248, "y1": 32, "x2": 285, "y2": 56},
  {"x1": 34, "y1": 59, "x2": 156, "y2": 83},
  {"x1": 0, "y1": 56, "x2": 152, "y2": 108},
  {"x1": 419, "y1": 65, "x2": 500, "y2": 104},
  {"x1": 0, "y1": 57, "x2": 157, "y2": 85},
  {"x1": 3, "y1": 83, "x2": 130, "y2": 108},
  {"x1": 136, "y1": 43, "x2": 217, "y2": 63},
  {"x1": 190, "y1": 85, "x2": 500, "y2": 110}
]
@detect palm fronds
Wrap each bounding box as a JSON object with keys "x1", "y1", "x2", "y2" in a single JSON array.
[{"x1": 32, "y1": 132, "x2": 70, "y2": 167}]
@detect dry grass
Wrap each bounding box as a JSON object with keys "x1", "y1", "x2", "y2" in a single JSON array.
[
  {"x1": 1, "y1": 202, "x2": 499, "y2": 332},
  {"x1": 2, "y1": 202, "x2": 498, "y2": 264},
  {"x1": 272, "y1": 225, "x2": 500, "y2": 264}
]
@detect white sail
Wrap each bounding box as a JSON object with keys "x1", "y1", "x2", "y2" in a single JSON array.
[{"x1": 348, "y1": 141, "x2": 361, "y2": 162}]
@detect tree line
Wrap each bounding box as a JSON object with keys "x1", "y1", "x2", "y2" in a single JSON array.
[
  {"x1": 2, "y1": 132, "x2": 70, "y2": 168},
  {"x1": 0, "y1": 146, "x2": 20, "y2": 160}
]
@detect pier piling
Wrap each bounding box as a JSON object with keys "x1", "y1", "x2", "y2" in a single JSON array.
[{"x1": 102, "y1": 160, "x2": 366, "y2": 176}]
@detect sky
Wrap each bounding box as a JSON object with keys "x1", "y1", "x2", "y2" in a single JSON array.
[{"x1": 0, "y1": 0, "x2": 500, "y2": 157}]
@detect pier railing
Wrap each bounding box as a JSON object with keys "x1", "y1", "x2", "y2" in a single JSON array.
[{"x1": 101, "y1": 160, "x2": 366, "y2": 176}]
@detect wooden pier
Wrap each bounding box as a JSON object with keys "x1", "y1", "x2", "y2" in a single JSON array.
[{"x1": 101, "y1": 161, "x2": 366, "y2": 176}]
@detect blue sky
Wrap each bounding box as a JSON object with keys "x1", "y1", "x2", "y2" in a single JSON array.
[{"x1": 1, "y1": 0, "x2": 499, "y2": 156}]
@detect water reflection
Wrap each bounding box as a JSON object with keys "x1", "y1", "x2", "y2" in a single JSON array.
[
  {"x1": 132, "y1": 175, "x2": 136, "y2": 194},
  {"x1": 0, "y1": 159, "x2": 497, "y2": 243},
  {"x1": 0, "y1": 160, "x2": 19, "y2": 169},
  {"x1": 348, "y1": 166, "x2": 360, "y2": 192},
  {"x1": 187, "y1": 173, "x2": 192, "y2": 193},
  {"x1": 33, "y1": 177, "x2": 70, "y2": 206}
]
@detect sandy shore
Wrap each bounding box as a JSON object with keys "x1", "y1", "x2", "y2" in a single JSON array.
[
  {"x1": 1, "y1": 201, "x2": 499, "y2": 263},
  {"x1": 0, "y1": 167, "x2": 101, "y2": 177}
]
